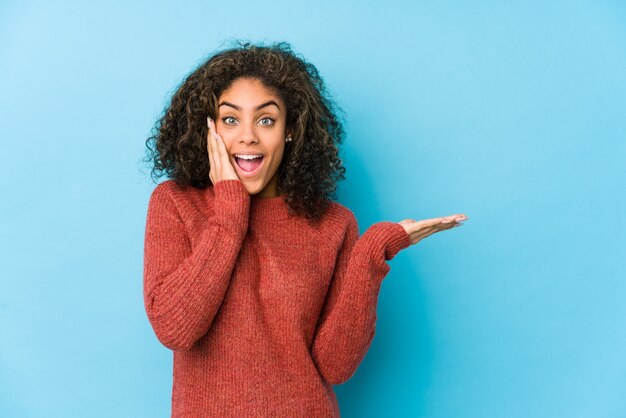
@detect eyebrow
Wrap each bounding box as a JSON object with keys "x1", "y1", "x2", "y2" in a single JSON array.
[{"x1": 218, "y1": 100, "x2": 280, "y2": 111}]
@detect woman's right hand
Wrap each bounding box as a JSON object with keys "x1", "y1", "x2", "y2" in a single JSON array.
[{"x1": 207, "y1": 116, "x2": 239, "y2": 184}]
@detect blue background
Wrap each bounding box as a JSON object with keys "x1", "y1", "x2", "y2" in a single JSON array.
[{"x1": 1, "y1": 1, "x2": 625, "y2": 417}]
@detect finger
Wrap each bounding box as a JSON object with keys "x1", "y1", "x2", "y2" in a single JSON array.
[
  {"x1": 420, "y1": 220, "x2": 460, "y2": 236},
  {"x1": 413, "y1": 221, "x2": 462, "y2": 241},
  {"x1": 404, "y1": 219, "x2": 442, "y2": 235},
  {"x1": 209, "y1": 118, "x2": 221, "y2": 152},
  {"x1": 436, "y1": 222, "x2": 464, "y2": 234},
  {"x1": 217, "y1": 132, "x2": 237, "y2": 174},
  {"x1": 215, "y1": 129, "x2": 228, "y2": 164},
  {"x1": 207, "y1": 120, "x2": 215, "y2": 165},
  {"x1": 209, "y1": 120, "x2": 222, "y2": 173},
  {"x1": 207, "y1": 118, "x2": 220, "y2": 180},
  {"x1": 216, "y1": 134, "x2": 232, "y2": 177},
  {"x1": 440, "y1": 219, "x2": 465, "y2": 230},
  {"x1": 440, "y1": 215, "x2": 458, "y2": 223},
  {"x1": 440, "y1": 214, "x2": 468, "y2": 224},
  {"x1": 408, "y1": 221, "x2": 443, "y2": 238},
  {"x1": 210, "y1": 119, "x2": 219, "y2": 142},
  {"x1": 412, "y1": 218, "x2": 438, "y2": 229},
  {"x1": 421, "y1": 216, "x2": 453, "y2": 226}
]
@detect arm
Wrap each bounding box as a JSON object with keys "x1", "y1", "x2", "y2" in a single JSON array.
[
  {"x1": 143, "y1": 179, "x2": 249, "y2": 351},
  {"x1": 310, "y1": 215, "x2": 411, "y2": 385}
]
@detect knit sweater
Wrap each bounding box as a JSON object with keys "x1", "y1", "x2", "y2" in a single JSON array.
[{"x1": 143, "y1": 179, "x2": 412, "y2": 417}]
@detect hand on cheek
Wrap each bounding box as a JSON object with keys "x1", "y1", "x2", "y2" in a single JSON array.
[{"x1": 206, "y1": 116, "x2": 239, "y2": 183}]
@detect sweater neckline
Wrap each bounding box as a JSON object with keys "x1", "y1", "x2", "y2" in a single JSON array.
[{"x1": 249, "y1": 193, "x2": 292, "y2": 220}]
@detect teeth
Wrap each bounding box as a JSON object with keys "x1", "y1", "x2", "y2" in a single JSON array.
[{"x1": 235, "y1": 154, "x2": 263, "y2": 160}]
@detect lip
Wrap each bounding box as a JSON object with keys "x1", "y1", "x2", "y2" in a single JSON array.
[
  {"x1": 232, "y1": 155, "x2": 265, "y2": 178},
  {"x1": 233, "y1": 151, "x2": 264, "y2": 156}
]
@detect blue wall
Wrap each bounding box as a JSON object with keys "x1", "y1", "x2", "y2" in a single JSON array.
[{"x1": 1, "y1": 1, "x2": 625, "y2": 417}]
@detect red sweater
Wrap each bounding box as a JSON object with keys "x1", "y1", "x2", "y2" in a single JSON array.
[{"x1": 143, "y1": 179, "x2": 411, "y2": 417}]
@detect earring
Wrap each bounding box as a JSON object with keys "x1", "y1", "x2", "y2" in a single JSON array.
[{"x1": 285, "y1": 137, "x2": 292, "y2": 142}]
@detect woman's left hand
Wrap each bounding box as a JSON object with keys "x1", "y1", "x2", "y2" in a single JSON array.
[{"x1": 398, "y1": 214, "x2": 468, "y2": 246}]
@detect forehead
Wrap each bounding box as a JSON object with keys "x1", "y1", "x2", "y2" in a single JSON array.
[{"x1": 219, "y1": 78, "x2": 283, "y2": 106}]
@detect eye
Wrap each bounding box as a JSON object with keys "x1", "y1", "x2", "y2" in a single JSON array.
[
  {"x1": 220, "y1": 116, "x2": 275, "y2": 126},
  {"x1": 259, "y1": 117, "x2": 275, "y2": 126}
]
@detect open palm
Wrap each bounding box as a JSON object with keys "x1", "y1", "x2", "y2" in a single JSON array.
[{"x1": 399, "y1": 214, "x2": 468, "y2": 246}]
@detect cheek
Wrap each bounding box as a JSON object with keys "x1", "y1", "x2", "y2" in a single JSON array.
[
  {"x1": 220, "y1": 137, "x2": 234, "y2": 153},
  {"x1": 264, "y1": 136, "x2": 284, "y2": 159},
  {"x1": 271, "y1": 147, "x2": 285, "y2": 167}
]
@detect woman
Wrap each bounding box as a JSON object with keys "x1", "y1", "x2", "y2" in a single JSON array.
[{"x1": 143, "y1": 40, "x2": 467, "y2": 417}]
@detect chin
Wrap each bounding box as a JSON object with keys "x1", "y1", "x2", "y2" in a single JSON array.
[{"x1": 240, "y1": 180, "x2": 264, "y2": 195}]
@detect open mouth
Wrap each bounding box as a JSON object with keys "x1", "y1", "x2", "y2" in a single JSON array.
[{"x1": 234, "y1": 155, "x2": 264, "y2": 176}]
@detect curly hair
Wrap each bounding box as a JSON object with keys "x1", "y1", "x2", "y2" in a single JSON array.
[{"x1": 143, "y1": 39, "x2": 348, "y2": 222}]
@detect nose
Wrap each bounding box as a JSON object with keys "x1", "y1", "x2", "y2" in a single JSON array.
[{"x1": 239, "y1": 121, "x2": 260, "y2": 145}]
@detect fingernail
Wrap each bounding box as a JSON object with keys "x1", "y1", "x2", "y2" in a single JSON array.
[{"x1": 207, "y1": 116, "x2": 211, "y2": 128}]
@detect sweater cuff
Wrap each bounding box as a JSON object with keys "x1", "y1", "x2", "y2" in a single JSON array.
[
  {"x1": 369, "y1": 221, "x2": 412, "y2": 260},
  {"x1": 210, "y1": 179, "x2": 250, "y2": 231}
]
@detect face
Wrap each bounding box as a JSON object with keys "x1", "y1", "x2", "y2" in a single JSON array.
[{"x1": 215, "y1": 77, "x2": 291, "y2": 197}]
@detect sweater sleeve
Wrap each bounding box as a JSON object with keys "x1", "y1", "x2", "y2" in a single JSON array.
[
  {"x1": 143, "y1": 179, "x2": 250, "y2": 351},
  {"x1": 310, "y1": 215, "x2": 412, "y2": 385}
]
